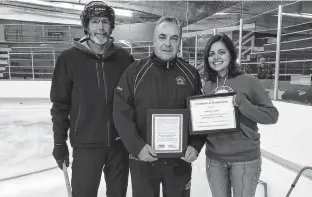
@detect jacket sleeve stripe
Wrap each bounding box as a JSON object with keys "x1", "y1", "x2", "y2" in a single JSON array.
[
  {"x1": 134, "y1": 59, "x2": 150, "y2": 89},
  {"x1": 134, "y1": 63, "x2": 153, "y2": 97},
  {"x1": 177, "y1": 60, "x2": 195, "y2": 79},
  {"x1": 176, "y1": 63, "x2": 194, "y2": 89}
]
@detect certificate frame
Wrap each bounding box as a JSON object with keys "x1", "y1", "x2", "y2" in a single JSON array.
[
  {"x1": 146, "y1": 109, "x2": 188, "y2": 158},
  {"x1": 187, "y1": 92, "x2": 239, "y2": 135}
]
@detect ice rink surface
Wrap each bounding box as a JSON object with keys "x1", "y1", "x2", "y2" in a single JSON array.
[
  {"x1": 0, "y1": 99, "x2": 212, "y2": 197},
  {"x1": 0, "y1": 98, "x2": 310, "y2": 197}
]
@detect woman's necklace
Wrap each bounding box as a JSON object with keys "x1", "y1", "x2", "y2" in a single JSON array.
[{"x1": 216, "y1": 75, "x2": 228, "y2": 88}]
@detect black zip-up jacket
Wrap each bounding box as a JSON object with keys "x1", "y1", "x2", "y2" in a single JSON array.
[
  {"x1": 50, "y1": 37, "x2": 134, "y2": 147},
  {"x1": 113, "y1": 53, "x2": 206, "y2": 157}
]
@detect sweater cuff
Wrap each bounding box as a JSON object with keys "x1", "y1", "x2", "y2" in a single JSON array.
[
  {"x1": 189, "y1": 137, "x2": 206, "y2": 154},
  {"x1": 129, "y1": 140, "x2": 146, "y2": 157}
]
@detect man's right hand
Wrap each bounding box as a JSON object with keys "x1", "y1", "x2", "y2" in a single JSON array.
[
  {"x1": 52, "y1": 143, "x2": 69, "y2": 170},
  {"x1": 137, "y1": 144, "x2": 158, "y2": 162}
]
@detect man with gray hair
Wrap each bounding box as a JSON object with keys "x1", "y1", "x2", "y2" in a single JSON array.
[
  {"x1": 50, "y1": 2, "x2": 133, "y2": 197},
  {"x1": 113, "y1": 17, "x2": 206, "y2": 197}
]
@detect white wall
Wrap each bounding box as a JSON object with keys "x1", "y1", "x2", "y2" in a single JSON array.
[{"x1": 0, "y1": 81, "x2": 51, "y2": 98}]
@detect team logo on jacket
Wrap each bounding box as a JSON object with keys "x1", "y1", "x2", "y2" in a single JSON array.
[
  {"x1": 116, "y1": 86, "x2": 123, "y2": 91},
  {"x1": 176, "y1": 76, "x2": 185, "y2": 85},
  {"x1": 298, "y1": 90, "x2": 306, "y2": 96}
]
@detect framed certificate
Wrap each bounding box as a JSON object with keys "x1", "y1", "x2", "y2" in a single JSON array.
[
  {"x1": 146, "y1": 109, "x2": 188, "y2": 158},
  {"x1": 187, "y1": 92, "x2": 239, "y2": 134}
]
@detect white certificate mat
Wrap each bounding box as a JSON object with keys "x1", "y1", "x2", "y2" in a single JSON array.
[
  {"x1": 189, "y1": 95, "x2": 236, "y2": 132},
  {"x1": 151, "y1": 115, "x2": 183, "y2": 153}
]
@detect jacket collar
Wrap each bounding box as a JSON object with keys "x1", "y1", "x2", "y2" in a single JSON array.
[
  {"x1": 150, "y1": 53, "x2": 177, "y2": 69},
  {"x1": 73, "y1": 36, "x2": 115, "y2": 60}
]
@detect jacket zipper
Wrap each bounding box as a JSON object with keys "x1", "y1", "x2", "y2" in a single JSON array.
[
  {"x1": 101, "y1": 62, "x2": 109, "y2": 146},
  {"x1": 74, "y1": 105, "x2": 81, "y2": 136},
  {"x1": 96, "y1": 63, "x2": 101, "y2": 88},
  {"x1": 107, "y1": 121, "x2": 111, "y2": 146},
  {"x1": 102, "y1": 62, "x2": 108, "y2": 104}
]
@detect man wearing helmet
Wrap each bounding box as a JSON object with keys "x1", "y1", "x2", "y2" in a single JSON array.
[{"x1": 50, "y1": 1, "x2": 134, "y2": 197}]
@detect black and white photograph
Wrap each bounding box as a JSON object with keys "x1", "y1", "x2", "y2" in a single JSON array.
[{"x1": 0, "y1": 1, "x2": 312, "y2": 197}]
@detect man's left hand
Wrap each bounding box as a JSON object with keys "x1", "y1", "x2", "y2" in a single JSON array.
[{"x1": 181, "y1": 146, "x2": 198, "y2": 163}]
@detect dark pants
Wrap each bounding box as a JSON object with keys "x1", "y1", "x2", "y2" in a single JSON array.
[
  {"x1": 71, "y1": 140, "x2": 129, "y2": 197},
  {"x1": 129, "y1": 159, "x2": 192, "y2": 197}
]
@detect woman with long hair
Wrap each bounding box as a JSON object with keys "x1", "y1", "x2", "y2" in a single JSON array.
[{"x1": 202, "y1": 33, "x2": 279, "y2": 197}]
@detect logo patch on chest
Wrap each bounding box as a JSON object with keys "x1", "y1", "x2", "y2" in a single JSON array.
[{"x1": 176, "y1": 76, "x2": 186, "y2": 85}]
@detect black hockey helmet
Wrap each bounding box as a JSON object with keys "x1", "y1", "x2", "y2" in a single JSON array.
[{"x1": 81, "y1": 1, "x2": 115, "y2": 34}]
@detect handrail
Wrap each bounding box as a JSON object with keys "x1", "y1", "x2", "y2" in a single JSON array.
[
  {"x1": 264, "y1": 36, "x2": 312, "y2": 47},
  {"x1": 258, "y1": 180, "x2": 268, "y2": 197},
  {"x1": 242, "y1": 35, "x2": 254, "y2": 46},
  {"x1": 242, "y1": 46, "x2": 253, "y2": 56},
  {"x1": 241, "y1": 59, "x2": 312, "y2": 65},
  {"x1": 241, "y1": 36, "x2": 255, "y2": 56},
  {"x1": 250, "y1": 46, "x2": 312, "y2": 55},
  {"x1": 285, "y1": 166, "x2": 312, "y2": 197},
  {"x1": 2, "y1": 43, "x2": 309, "y2": 80},
  {"x1": 282, "y1": 28, "x2": 312, "y2": 37},
  {"x1": 234, "y1": 30, "x2": 254, "y2": 45}
]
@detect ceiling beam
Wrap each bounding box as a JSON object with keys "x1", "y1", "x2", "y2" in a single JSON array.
[
  {"x1": 183, "y1": 23, "x2": 256, "y2": 38},
  {"x1": 0, "y1": 6, "x2": 81, "y2": 25},
  {"x1": 0, "y1": 0, "x2": 239, "y2": 28},
  {"x1": 43, "y1": 0, "x2": 193, "y2": 22},
  {"x1": 12, "y1": 0, "x2": 238, "y2": 26}
]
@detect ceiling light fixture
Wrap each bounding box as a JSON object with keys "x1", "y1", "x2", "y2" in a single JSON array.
[
  {"x1": 51, "y1": 2, "x2": 133, "y2": 17},
  {"x1": 9, "y1": 0, "x2": 133, "y2": 17}
]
